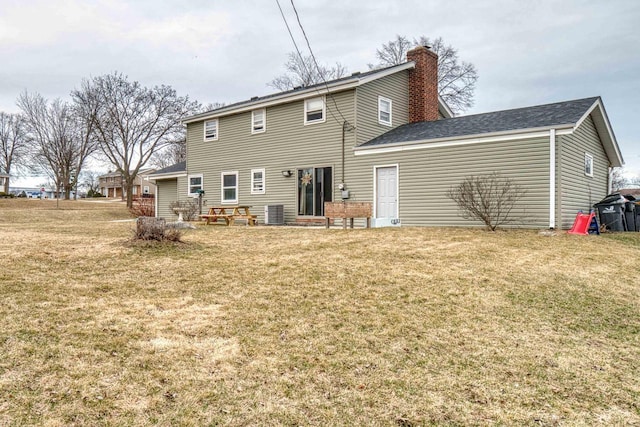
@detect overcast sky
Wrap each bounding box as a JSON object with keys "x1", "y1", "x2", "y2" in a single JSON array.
[{"x1": 2, "y1": 0, "x2": 639, "y2": 185}]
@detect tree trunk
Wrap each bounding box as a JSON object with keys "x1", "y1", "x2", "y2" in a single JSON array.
[
  {"x1": 124, "y1": 178, "x2": 134, "y2": 208},
  {"x1": 3, "y1": 177, "x2": 8, "y2": 194}
]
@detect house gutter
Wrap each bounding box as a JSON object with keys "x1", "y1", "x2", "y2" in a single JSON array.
[
  {"x1": 353, "y1": 123, "x2": 575, "y2": 155},
  {"x1": 549, "y1": 129, "x2": 556, "y2": 229},
  {"x1": 147, "y1": 172, "x2": 187, "y2": 183}
]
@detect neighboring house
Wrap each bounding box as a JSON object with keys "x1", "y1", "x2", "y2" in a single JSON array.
[
  {"x1": 618, "y1": 188, "x2": 640, "y2": 199},
  {"x1": 150, "y1": 46, "x2": 623, "y2": 229},
  {"x1": 7, "y1": 186, "x2": 71, "y2": 199},
  {"x1": 0, "y1": 173, "x2": 8, "y2": 193},
  {"x1": 99, "y1": 169, "x2": 157, "y2": 199}
]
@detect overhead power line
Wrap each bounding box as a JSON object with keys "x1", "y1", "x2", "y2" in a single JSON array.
[
  {"x1": 288, "y1": 0, "x2": 351, "y2": 126},
  {"x1": 273, "y1": 0, "x2": 352, "y2": 127}
]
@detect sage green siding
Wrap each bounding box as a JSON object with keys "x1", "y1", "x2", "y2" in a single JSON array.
[
  {"x1": 156, "y1": 178, "x2": 178, "y2": 220},
  {"x1": 557, "y1": 115, "x2": 609, "y2": 229},
  {"x1": 346, "y1": 137, "x2": 551, "y2": 227},
  {"x1": 156, "y1": 70, "x2": 613, "y2": 229},
  {"x1": 355, "y1": 71, "x2": 409, "y2": 145},
  {"x1": 185, "y1": 90, "x2": 356, "y2": 223}
]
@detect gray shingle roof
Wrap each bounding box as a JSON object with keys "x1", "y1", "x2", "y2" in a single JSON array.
[
  {"x1": 184, "y1": 62, "x2": 413, "y2": 122},
  {"x1": 152, "y1": 161, "x2": 186, "y2": 175},
  {"x1": 360, "y1": 97, "x2": 600, "y2": 147}
]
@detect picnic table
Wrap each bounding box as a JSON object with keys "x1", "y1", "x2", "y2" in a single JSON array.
[{"x1": 200, "y1": 206, "x2": 257, "y2": 226}]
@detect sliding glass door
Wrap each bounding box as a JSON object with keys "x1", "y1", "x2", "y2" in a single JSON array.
[{"x1": 297, "y1": 167, "x2": 332, "y2": 216}]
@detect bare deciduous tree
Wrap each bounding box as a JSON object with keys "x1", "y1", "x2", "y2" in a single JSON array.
[
  {"x1": 373, "y1": 35, "x2": 413, "y2": 68},
  {"x1": 268, "y1": 52, "x2": 348, "y2": 91},
  {"x1": 201, "y1": 102, "x2": 226, "y2": 113},
  {"x1": 0, "y1": 112, "x2": 28, "y2": 193},
  {"x1": 373, "y1": 35, "x2": 478, "y2": 113},
  {"x1": 17, "y1": 92, "x2": 96, "y2": 200},
  {"x1": 150, "y1": 140, "x2": 186, "y2": 170},
  {"x1": 446, "y1": 172, "x2": 526, "y2": 231},
  {"x1": 610, "y1": 168, "x2": 625, "y2": 191},
  {"x1": 73, "y1": 73, "x2": 199, "y2": 207},
  {"x1": 79, "y1": 170, "x2": 102, "y2": 195}
]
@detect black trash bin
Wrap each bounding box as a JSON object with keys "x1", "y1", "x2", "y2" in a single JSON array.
[
  {"x1": 622, "y1": 194, "x2": 638, "y2": 232},
  {"x1": 593, "y1": 193, "x2": 627, "y2": 232}
]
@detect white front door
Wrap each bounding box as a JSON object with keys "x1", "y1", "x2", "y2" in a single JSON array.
[{"x1": 376, "y1": 166, "x2": 397, "y2": 218}]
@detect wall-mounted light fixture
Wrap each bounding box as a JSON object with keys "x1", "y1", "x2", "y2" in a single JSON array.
[{"x1": 281, "y1": 170, "x2": 292, "y2": 177}]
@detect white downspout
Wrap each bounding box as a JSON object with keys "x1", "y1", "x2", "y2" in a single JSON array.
[{"x1": 549, "y1": 129, "x2": 556, "y2": 229}]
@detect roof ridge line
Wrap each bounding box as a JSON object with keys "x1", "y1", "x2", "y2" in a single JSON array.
[{"x1": 443, "y1": 96, "x2": 600, "y2": 121}]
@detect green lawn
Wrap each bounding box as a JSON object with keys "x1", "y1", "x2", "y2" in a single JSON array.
[{"x1": 1, "y1": 199, "x2": 639, "y2": 425}]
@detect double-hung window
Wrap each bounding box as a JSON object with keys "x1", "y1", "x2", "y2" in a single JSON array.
[
  {"x1": 188, "y1": 174, "x2": 203, "y2": 196},
  {"x1": 251, "y1": 169, "x2": 265, "y2": 194},
  {"x1": 378, "y1": 96, "x2": 392, "y2": 126},
  {"x1": 304, "y1": 96, "x2": 325, "y2": 125},
  {"x1": 584, "y1": 153, "x2": 594, "y2": 177},
  {"x1": 252, "y1": 109, "x2": 266, "y2": 134},
  {"x1": 204, "y1": 119, "x2": 218, "y2": 141},
  {"x1": 221, "y1": 171, "x2": 238, "y2": 204}
]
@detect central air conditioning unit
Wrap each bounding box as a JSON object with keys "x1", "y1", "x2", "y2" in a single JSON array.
[{"x1": 264, "y1": 204, "x2": 284, "y2": 225}]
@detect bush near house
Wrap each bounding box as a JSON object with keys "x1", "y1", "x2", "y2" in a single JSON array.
[
  {"x1": 129, "y1": 197, "x2": 155, "y2": 217},
  {"x1": 447, "y1": 172, "x2": 526, "y2": 231},
  {"x1": 133, "y1": 216, "x2": 182, "y2": 242},
  {"x1": 169, "y1": 200, "x2": 199, "y2": 221}
]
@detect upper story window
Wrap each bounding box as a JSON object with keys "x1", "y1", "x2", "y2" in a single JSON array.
[
  {"x1": 204, "y1": 119, "x2": 218, "y2": 141},
  {"x1": 188, "y1": 174, "x2": 203, "y2": 196},
  {"x1": 304, "y1": 96, "x2": 325, "y2": 125},
  {"x1": 251, "y1": 168, "x2": 265, "y2": 194},
  {"x1": 584, "y1": 153, "x2": 594, "y2": 177},
  {"x1": 378, "y1": 96, "x2": 392, "y2": 126},
  {"x1": 221, "y1": 171, "x2": 238, "y2": 204},
  {"x1": 252, "y1": 109, "x2": 266, "y2": 134}
]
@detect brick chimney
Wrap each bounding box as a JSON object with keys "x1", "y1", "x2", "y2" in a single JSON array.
[{"x1": 407, "y1": 45, "x2": 439, "y2": 122}]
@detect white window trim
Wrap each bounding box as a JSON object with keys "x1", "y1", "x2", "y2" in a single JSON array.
[
  {"x1": 251, "y1": 109, "x2": 266, "y2": 134},
  {"x1": 304, "y1": 96, "x2": 326, "y2": 125},
  {"x1": 251, "y1": 168, "x2": 266, "y2": 195},
  {"x1": 187, "y1": 174, "x2": 203, "y2": 197},
  {"x1": 378, "y1": 96, "x2": 392, "y2": 126},
  {"x1": 204, "y1": 119, "x2": 219, "y2": 141},
  {"x1": 584, "y1": 153, "x2": 594, "y2": 177},
  {"x1": 221, "y1": 171, "x2": 239, "y2": 204}
]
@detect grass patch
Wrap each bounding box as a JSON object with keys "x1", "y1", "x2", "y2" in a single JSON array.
[{"x1": 1, "y1": 199, "x2": 639, "y2": 425}]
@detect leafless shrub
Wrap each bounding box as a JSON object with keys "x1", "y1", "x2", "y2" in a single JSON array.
[
  {"x1": 169, "y1": 200, "x2": 199, "y2": 221},
  {"x1": 446, "y1": 172, "x2": 525, "y2": 231},
  {"x1": 267, "y1": 52, "x2": 348, "y2": 91},
  {"x1": 133, "y1": 217, "x2": 182, "y2": 242},
  {"x1": 130, "y1": 198, "x2": 155, "y2": 217}
]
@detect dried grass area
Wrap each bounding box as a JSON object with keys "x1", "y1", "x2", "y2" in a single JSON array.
[{"x1": 1, "y1": 199, "x2": 639, "y2": 425}]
